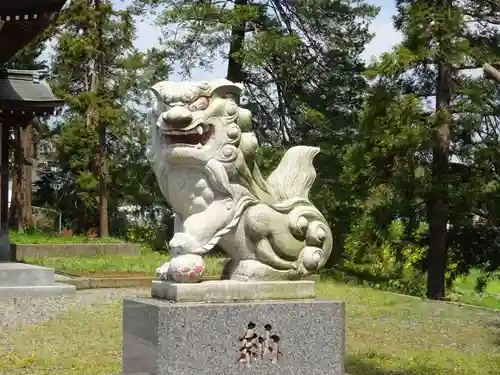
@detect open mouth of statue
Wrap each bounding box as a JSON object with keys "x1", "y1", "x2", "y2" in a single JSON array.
[{"x1": 161, "y1": 124, "x2": 213, "y2": 148}]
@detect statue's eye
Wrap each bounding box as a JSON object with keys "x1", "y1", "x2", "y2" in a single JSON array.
[{"x1": 188, "y1": 97, "x2": 210, "y2": 111}]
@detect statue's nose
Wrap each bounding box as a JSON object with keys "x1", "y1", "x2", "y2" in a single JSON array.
[{"x1": 162, "y1": 106, "x2": 193, "y2": 128}]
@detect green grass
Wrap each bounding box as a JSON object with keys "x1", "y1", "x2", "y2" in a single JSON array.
[
  {"x1": 0, "y1": 281, "x2": 499, "y2": 375},
  {"x1": 25, "y1": 250, "x2": 500, "y2": 310},
  {"x1": 451, "y1": 269, "x2": 500, "y2": 310},
  {"x1": 25, "y1": 251, "x2": 223, "y2": 277},
  {"x1": 10, "y1": 231, "x2": 124, "y2": 244}
]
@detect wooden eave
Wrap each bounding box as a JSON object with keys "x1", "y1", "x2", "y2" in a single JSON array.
[
  {"x1": 0, "y1": 0, "x2": 67, "y2": 65},
  {"x1": 0, "y1": 69, "x2": 63, "y2": 118}
]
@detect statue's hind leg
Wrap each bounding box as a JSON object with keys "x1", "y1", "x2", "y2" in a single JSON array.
[
  {"x1": 228, "y1": 259, "x2": 300, "y2": 281},
  {"x1": 221, "y1": 240, "x2": 301, "y2": 281},
  {"x1": 255, "y1": 238, "x2": 297, "y2": 271}
]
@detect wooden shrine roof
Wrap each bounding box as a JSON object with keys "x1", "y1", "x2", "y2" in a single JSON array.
[
  {"x1": 0, "y1": 0, "x2": 67, "y2": 65},
  {"x1": 0, "y1": 69, "x2": 64, "y2": 117}
]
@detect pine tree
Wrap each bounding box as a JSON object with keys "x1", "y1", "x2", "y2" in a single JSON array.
[
  {"x1": 348, "y1": 0, "x2": 500, "y2": 299},
  {"x1": 45, "y1": 0, "x2": 170, "y2": 234}
]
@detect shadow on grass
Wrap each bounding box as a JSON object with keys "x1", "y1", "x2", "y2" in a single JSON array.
[{"x1": 346, "y1": 356, "x2": 439, "y2": 375}]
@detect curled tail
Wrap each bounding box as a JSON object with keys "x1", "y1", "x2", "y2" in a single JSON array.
[{"x1": 266, "y1": 146, "x2": 320, "y2": 202}]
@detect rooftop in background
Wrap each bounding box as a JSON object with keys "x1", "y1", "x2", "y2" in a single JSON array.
[
  {"x1": 0, "y1": 0, "x2": 67, "y2": 65},
  {"x1": 0, "y1": 69, "x2": 64, "y2": 117}
]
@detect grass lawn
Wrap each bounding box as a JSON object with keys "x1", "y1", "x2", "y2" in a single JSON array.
[
  {"x1": 0, "y1": 282, "x2": 499, "y2": 375},
  {"x1": 10, "y1": 231, "x2": 124, "y2": 244},
  {"x1": 452, "y1": 269, "x2": 500, "y2": 310},
  {"x1": 25, "y1": 250, "x2": 500, "y2": 311},
  {"x1": 26, "y1": 252, "x2": 223, "y2": 277}
]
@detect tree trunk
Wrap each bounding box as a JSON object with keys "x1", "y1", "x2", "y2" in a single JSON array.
[
  {"x1": 226, "y1": 0, "x2": 247, "y2": 83},
  {"x1": 1, "y1": 122, "x2": 9, "y2": 232},
  {"x1": 95, "y1": 0, "x2": 108, "y2": 237},
  {"x1": 426, "y1": 59, "x2": 452, "y2": 300},
  {"x1": 9, "y1": 123, "x2": 24, "y2": 232},
  {"x1": 22, "y1": 122, "x2": 33, "y2": 229},
  {"x1": 9, "y1": 121, "x2": 34, "y2": 231}
]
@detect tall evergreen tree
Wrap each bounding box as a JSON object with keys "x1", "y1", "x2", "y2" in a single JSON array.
[
  {"x1": 346, "y1": 0, "x2": 500, "y2": 299},
  {"x1": 41, "y1": 0, "x2": 170, "y2": 235}
]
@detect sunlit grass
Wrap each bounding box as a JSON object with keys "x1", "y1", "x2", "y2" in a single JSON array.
[
  {"x1": 451, "y1": 269, "x2": 500, "y2": 310},
  {"x1": 26, "y1": 251, "x2": 223, "y2": 277}
]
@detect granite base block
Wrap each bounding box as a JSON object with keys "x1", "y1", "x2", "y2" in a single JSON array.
[
  {"x1": 122, "y1": 297, "x2": 345, "y2": 375},
  {"x1": 151, "y1": 280, "x2": 316, "y2": 302}
]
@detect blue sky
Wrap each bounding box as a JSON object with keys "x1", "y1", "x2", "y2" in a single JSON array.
[{"x1": 128, "y1": 0, "x2": 401, "y2": 81}]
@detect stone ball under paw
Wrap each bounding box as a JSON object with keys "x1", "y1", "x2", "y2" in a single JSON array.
[{"x1": 168, "y1": 254, "x2": 205, "y2": 283}]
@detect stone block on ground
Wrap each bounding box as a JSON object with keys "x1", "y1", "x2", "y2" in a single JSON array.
[
  {"x1": 0, "y1": 283, "x2": 76, "y2": 297},
  {"x1": 0, "y1": 262, "x2": 76, "y2": 297},
  {"x1": 122, "y1": 297, "x2": 345, "y2": 375},
  {"x1": 0, "y1": 262, "x2": 55, "y2": 286},
  {"x1": 151, "y1": 280, "x2": 316, "y2": 302}
]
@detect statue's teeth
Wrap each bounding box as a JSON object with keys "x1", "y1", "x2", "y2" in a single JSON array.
[
  {"x1": 196, "y1": 126, "x2": 203, "y2": 135},
  {"x1": 196, "y1": 143, "x2": 202, "y2": 148}
]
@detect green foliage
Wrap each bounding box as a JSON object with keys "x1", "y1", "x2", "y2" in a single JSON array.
[
  {"x1": 124, "y1": 218, "x2": 173, "y2": 252},
  {"x1": 340, "y1": 218, "x2": 428, "y2": 297},
  {"x1": 340, "y1": 0, "x2": 500, "y2": 299}
]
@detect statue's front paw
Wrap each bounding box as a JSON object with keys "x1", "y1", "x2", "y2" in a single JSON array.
[
  {"x1": 156, "y1": 262, "x2": 171, "y2": 281},
  {"x1": 169, "y1": 232, "x2": 200, "y2": 256}
]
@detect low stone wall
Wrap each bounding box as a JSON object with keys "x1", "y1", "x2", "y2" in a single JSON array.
[
  {"x1": 59, "y1": 274, "x2": 321, "y2": 290},
  {"x1": 11, "y1": 243, "x2": 141, "y2": 261}
]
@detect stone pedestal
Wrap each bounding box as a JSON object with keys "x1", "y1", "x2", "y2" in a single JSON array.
[
  {"x1": 121, "y1": 282, "x2": 345, "y2": 375},
  {"x1": 0, "y1": 262, "x2": 76, "y2": 297}
]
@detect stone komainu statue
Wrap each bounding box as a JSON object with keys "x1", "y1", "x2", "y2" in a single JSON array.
[{"x1": 147, "y1": 79, "x2": 333, "y2": 281}]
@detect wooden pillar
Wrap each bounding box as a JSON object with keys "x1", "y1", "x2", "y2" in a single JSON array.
[{"x1": 0, "y1": 119, "x2": 10, "y2": 261}]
